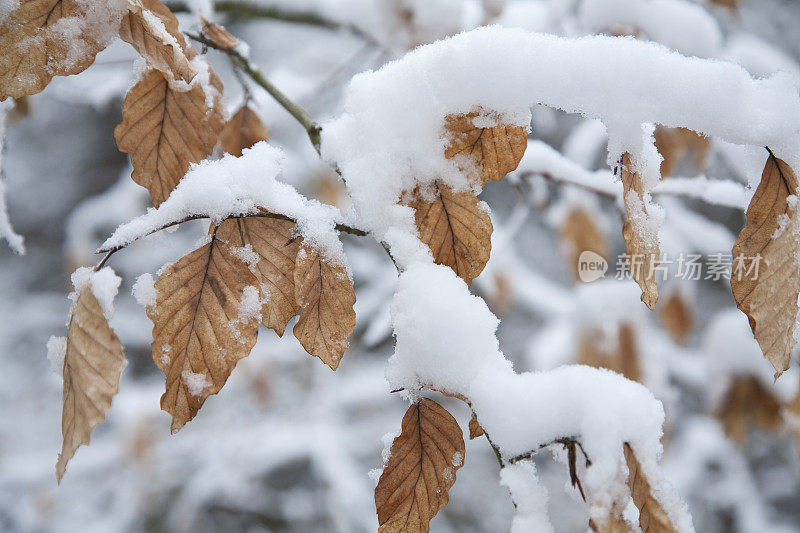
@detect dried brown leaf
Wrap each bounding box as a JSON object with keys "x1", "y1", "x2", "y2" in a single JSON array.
[
  {"x1": 620, "y1": 153, "x2": 660, "y2": 309},
  {"x1": 717, "y1": 377, "x2": 781, "y2": 445},
  {"x1": 654, "y1": 127, "x2": 709, "y2": 178},
  {"x1": 200, "y1": 16, "x2": 241, "y2": 51},
  {"x1": 659, "y1": 291, "x2": 694, "y2": 346},
  {"x1": 589, "y1": 509, "x2": 634, "y2": 533},
  {"x1": 375, "y1": 398, "x2": 465, "y2": 533},
  {"x1": 444, "y1": 111, "x2": 528, "y2": 186},
  {"x1": 0, "y1": 0, "x2": 122, "y2": 98},
  {"x1": 578, "y1": 323, "x2": 641, "y2": 383},
  {"x1": 115, "y1": 68, "x2": 224, "y2": 206},
  {"x1": 409, "y1": 182, "x2": 492, "y2": 285},
  {"x1": 624, "y1": 443, "x2": 678, "y2": 533},
  {"x1": 731, "y1": 153, "x2": 800, "y2": 378},
  {"x1": 149, "y1": 237, "x2": 259, "y2": 432},
  {"x1": 293, "y1": 244, "x2": 356, "y2": 370},
  {"x1": 216, "y1": 217, "x2": 299, "y2": 336},
  {"x1": 561, "y1": 207, "x2": 609, "y2": 283},
  {"x1": 56, "y1": 290, "x2": 126, "y2": 483},
  {"x1": 119, "y1": 0, "x2": 197, "y2": 83},
  {"x1": 218, "y1": 105, "x2": 270, "y2": 157},
  {"x1": 468, "y1": 412, "x2": 484, "y2": 440}
]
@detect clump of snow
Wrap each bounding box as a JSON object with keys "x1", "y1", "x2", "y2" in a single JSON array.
[
  {"x1": 132, "y1": 273, "x2": 157, "y2": 308},
  {"x1": 45, "y1": 0, "x2": 128, "y2": 74},
  {"x1": 181, "y1": 370, "x2": 211, "y2": 397},
  {"x1": 231, "y1": 244, "x2": 260, "y2": 273},
  {"x1": 579, "y1": 0, "x2": 723, "y2": 58},
  {"x1": 102, "y1": 142, "x2": 348, "y2": 266},
  {"x1": 46, "y1": 336, "x2": 67, "y2": 377},
  {"x1": 324, "y1": 26, "x2": 800, "y2": 269},
  {"x1": 500, "y1": 461, "x2": 554, "y2": 533},
  {"x1": 68, "y1": 266, "x2": 122, "y2": 321},
  {"x1": 160, "y1": 344, "x2": 171, "y2": 365},
  {"x1": 227, "y1": 286, "x2": 263, "y2": 344},
  {"x1": 387, "y1": 262, "x2": 691, "y2": 527},
  {"x1": 0, "y1": 0, "x2": 19, "y2": 23}
]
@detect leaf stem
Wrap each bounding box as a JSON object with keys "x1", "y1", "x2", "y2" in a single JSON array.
[{"x1": 186, "y1": 32, "x2": 322, "y2": 153}]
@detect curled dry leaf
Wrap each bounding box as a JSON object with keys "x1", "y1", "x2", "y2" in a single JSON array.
[
  {"x1": 620, "y1": 153, "x2": 660, "y2": 310},
  {"x1": 409, "y1": 182, "x2": 492, "y2": 285},
  {"x1": 149, "y1": 237, "x2": 259, "y2": 432},
  {"x1": 653, "y1": 126, "x2": 709, "y2": 178},
  {"x1": 218, "y1": 105, "x2": 270, "y2": 157},
  {"x1": 118, "y1": 0, "x2": 197, "y2": 83},
  {"x1": 658, "y1": 291, "x2": 694, "y2": 346},
  {"x1": 375, "y1": 398, "x2": 465, "y2": 533},
  {"x1": 200, "y1": 16, "x2": 241, "y2": 51},
  {"x1": 731, "y1": 152, "x2": 800, "y2": 378},
  {"x1": 560, "y1": 207, "x2": 609, "y2": 283},
  {"x1": 444, "y1": 111, "x2": 528, "y2": 186},
  {"x1": 293, "y1": 244, "x2": 356, "y2": 370},
  {"x1": 578, "y1": 322, "x2": 641, "y2": 383},
  {"x1": 216, "y1": 217, "x2": 299, "y2": 336},
  {"x1": 624, "y1": 443, "x2": 678, "y2": 533},
  {"x1": 56, "y1": 290, "x2": 126, "y2": 483},
  {"x1": 468, "y1": 412, "x2": 484, "y2": 440},
  {"x1": 115, "y1": 67, "x2": 224, "y2": 206},
  {"x1": 0, "y1": 0, "x2": 124, "y2": 99},
  {"x1": 589, "y1": 510, "x2": 634, "y2": 533},
  {"x1": 716, "y1": 377, "x2": 781, "y2": 445}
]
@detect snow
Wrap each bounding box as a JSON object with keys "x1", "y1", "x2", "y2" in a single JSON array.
[
  {"x1": 68, "y1": 267, "x2": 122, "y2": 321},
  {"x1": 46, "y1": 336, "x2": 67, "y2": 377},
  {"x1": 131, "y1": 273, "x2": 156, "y2": 308},
  {"x1": 579, "y1": 0, "x2": 723, "y2": 57},
  {"x1": 181, "y1": 370, "x2": 211, "y2": 397},
  {"x1": 0, "y1": 0, "x2": 18, "y2": 23},
  {"x1": 102, "y1": 142, "x2": 348, "y2": 266},
  {"x1": 237, "y1": 285, "x2": 262, "y2": 324},
  {"x1": 0, "y1": 100, "x2": 24, "y2": 254},
  {"x1": 45, "y1": 0, "x2": 128, "y2": 74},
  {"x1": 520, "y1": 139, "x2": 746, "y2": 209},
  {"x1": 387, "y1": 263, "x2": 690, "y2": 526},
  {"x1": 500, "y1": 461, "x2": 554, "y2": 533},
  {"x1": 703, "y1": 310, "x2": 799, "y2": 407}
]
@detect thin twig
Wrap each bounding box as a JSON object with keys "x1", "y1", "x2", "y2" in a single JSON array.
[
  {"x1": 94, "y1": 212, "x2": 368, "y2": 271},
  {"x1": 187, "y1": 32, "x2": 322, "y2": 153},
  {"x1": 166, "y1": 0, "x2": 383, "y2": 48}
]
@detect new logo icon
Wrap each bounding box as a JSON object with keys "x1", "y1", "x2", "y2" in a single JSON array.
[{"x1": 577, "y1": 251, "x2": 607, "y2": 282}]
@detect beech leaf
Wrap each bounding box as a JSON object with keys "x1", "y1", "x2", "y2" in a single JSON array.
[
  {"x1": 218, "y1": 105, "x2": 270, "y2": 157},
  {"x1": 409, "y1": 182, "x2": 492, "y2": 285},
  {"x1": 444, "y1": 111, "x2": 528, "y2": 186},
  {"x1": 716, "y1": 377, "x2": 781, "y2": 445},
  {"x1": 560, "y1": 207, "x2": 609, "y2": 283},
  {"x1": 658, "y1": 291, "x2": 694, "y2": 346},
  {"x1": 118, "y1": 0, "x2": 197, "y2": 83},
  {"x1": 56, "y1": 289, "x2": 126, "y2": 483},
  {"x1": 115, "y1": 67, "x2": 224, "y2": 207},
  {"x1": 375, "y1": 398, "x2": 465, "y2": 533},
  {"x1": 216, "y1": 217, "x2": 299, "y2": 336},
  {"x1": 0, "y1": 0, "x2": 122, "y2": 99},
  {"x1": 624, "y1": 443, "x2": 678, "y2": 532},
  {"x1": 293, "y1": 244, "x2": 356, "y2": 370},
  {"x1": 620, "y1": 153, "x2": 660, "y2": 309},
  {"x1": 468, "y1": 412, "x2": 484, "y2": 440},
  {"x1": 149, "y1": 236, "x2": 259, "y2": 432},
  {"x1": 200, "y1": 16, "x2": 241, "y2": 51},
  {"x1": 731, "y1": 152, "x2": 800, "y2": 378}
]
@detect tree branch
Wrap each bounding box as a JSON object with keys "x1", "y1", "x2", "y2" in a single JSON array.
[
  {"x1": 94, "y1": 212, "x2": 368, "y2": 271},
  {"x1": 167, "y1": 0, "x2": 382, "y2": 48},
  {"x1": 186, "y1": 32, "x2": 322, "y2": 153}
]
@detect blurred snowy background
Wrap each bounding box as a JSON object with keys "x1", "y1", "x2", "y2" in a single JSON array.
[{"x1": 3, "y1": 0, "x2": 800, "y2": 531}]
